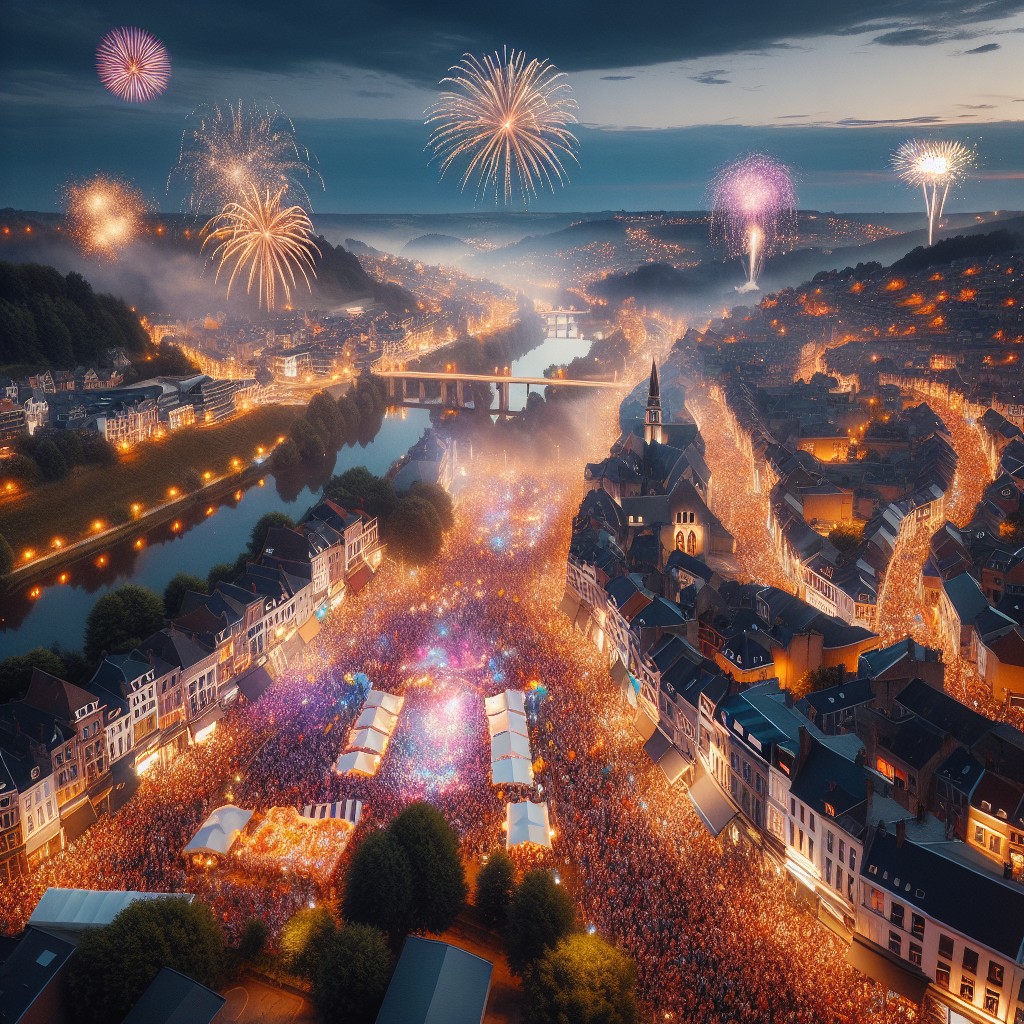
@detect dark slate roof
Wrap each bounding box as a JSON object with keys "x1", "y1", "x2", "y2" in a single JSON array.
[
  {"x1": 0, "y1": 928, "x2": 75, "y2": 1024},
  {"x1": 895, "y1": 678, "x2": 995, "y2": 747},
  {"x1": 23, "y1": 670, "x2": 99, "y2": 721},
  {"x1": 800, "y1": 678, "x2": 874, "y2": 717},
  {"x1": 631, "y1": 597, "x2": 686, "y2": 629},
  {"x1": 89, "y1": 654, "x2": 151, "y2": 694},
  {"x1": 970, "y1": 773, "x2": 1024, "y2": 829},
  {"x1": 139, "y1": 629, "x2": 214, "y2": 671},
  {"x1": 858, "y1": 638, "x2": 938, "y2": 679},
  {"x1": 862, "y1": 828, "x2": 1024, "y2": 960},
  {"x1": 789, "y1": 738, "x2": 868, "y2": 818},
  {"x1": 665, "y1": 549, "x2": 715, "y2": 582},
  {"x1": 941, "y1": 572, "x2": 990, "y2": 623},
  {"x1": 121, "y1": 967, "x2": 225, "y2": 1024},
  {"x1": 879, "y1": 718, "x2": 944, "y2": 771},
  {"x1": 933, "y1": 747, "x2": 985, "y2": 796}
]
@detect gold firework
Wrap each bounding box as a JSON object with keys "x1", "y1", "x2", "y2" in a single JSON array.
[
  {"x1": 425, "y1": 47, "x2": 579, "y2": 206},
  {"x1": 64, "y1": 175, "x2": 148, "y2": 259},
  {"x1": 891, "y1": 139, "x2": 976, "y2": 246},
  {"x1": 201, "y1": 187, "x2": 320, "y2": 311}
]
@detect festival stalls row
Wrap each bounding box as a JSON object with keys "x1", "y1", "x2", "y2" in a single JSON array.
[{"x1": 335, "y1": 688, "x2": 404, "y2": 777}]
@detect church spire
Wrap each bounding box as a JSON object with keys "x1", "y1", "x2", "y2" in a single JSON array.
[{"x1": 644, "y1": 359, "x2": 662, "y2": 445}]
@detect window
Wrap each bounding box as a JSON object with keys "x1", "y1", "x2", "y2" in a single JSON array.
[
  {"x1": 936, "y1": 962, "x2": 950, "y2": 989},
  {"x1": 790, "y1": 797, "x2": 796, "y2": 816},
  {"x1": 989, "y1": 833, "x2": 1002, "y2": 855},
  {"x1": 989, "y1": 962, "x2": 1004, "y2": 987},
  {"x1": 888, "y1": 931, "x2": 902, "y2": 956},
  {"x1": 870, "y1": 887, "x2": 884, "y2": 915},
  {"x1": 836, "y1": 866, "x2": 843, "y2": 893},
  {"x1": 789, "y1": 822, "x2": 795, "y2": 847},
  {"x1": 975, "y1": 824, "x2": 986, "y2": 845},
  {"x1": 964, "y1": 948, "x2": 979, "y2": 975},
  {"x1": 939, "y1": 934, "x2": 954, "y2": 960},
  {"x1": 799, "y1": 805, "x2": 805, "y2": 824},
  {"x1": 849, "y1": 849, "x2": 856, "y2": 872},
  {"x1": 890, "y1": 903, "x2": 905, "y2": 928},
  {"x1": 839, "y1": 839, "x2": 846, "y2": 861},
  {"x1": 1014, "y1": 1008, "x2": 1024, "y2": 1024},
  {"x1": 961, "y1": 977, "x2": 975, "y2": 1002},
  {"x1": 911, "y1": 913, "x2": 925, "y2": 940},
  {"x1": 809, "y1": 813, "x2": 816, "y2": 832},
  {"x1": 825, "y1": 858, "x2": 833, "y2": 885},
  {"x1": 827, "y1": 831, "x2": 834, "y2": 854},
  {"x1": 808, "y1": 837, "x2": 814, "y2": 861},
  {"x1": 909, "y1": 943, "x2": 923, "y2": 967}
]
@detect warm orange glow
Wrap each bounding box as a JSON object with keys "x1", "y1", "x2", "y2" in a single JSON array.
[
  {"x1": 23, "y1": 548, "x2": 35, "y2": 561},
  {"x1": 131, "y1": 502, "x2": 142, "y2": 514},
  {"x1": 167, "y1": 486, "x2": 179, "y2": 497},
  {"x1": 1004, "y1": 297, "x2": 1017, "y2": 307},
  {"x1": 96, "y1": 554, "x2": 108, "y2": 567},
  {"x1": 884, "y1": 279, "x2": 906, "y2": 291},
  {"x1": 51, "y1": 537, "x2": 63, "y2": 549},
  {"x1": 29, "y1": 586, "x2": 41, "y2": 599},
  {"x1": 958, "y1": 288, "x2": 977, "y2": 301},
  {"x1": 58, "y1": 572, "x2": 69, "y2": 584},
  {"x1": 962, "y1": 265, "x2": 981, "y2": 276},
  {"x1": 929, "y1": 272, "x2": 943, "y2": 281},
  {"x1": 171, "y1": 520, "x2": 182, "y2": 532},
  {"x1": 203, "y1": 470, "x2": 212, "y2": 480},
  {"x1": 134, "y1": 538, "x2": 145, "y2": 550},
  {"x1": 92, "y1": 519, "x2": 105, "y2": 532}
]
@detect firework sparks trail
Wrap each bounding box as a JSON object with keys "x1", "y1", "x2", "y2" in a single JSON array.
[
  {"x1": 95, "y1": 27, "x2": 170, "y2": 103},
  {"x1": 64, "y1": 175, "x2": 148, "y2": 259},
  {"x1": 891, "y1": 139, "x2": 976, "y2": 247},
  {"x1": 170, "y1": 100, "x2": 324, "y2": 214},
  {"x1": 425, "y1": 47, "x2": 579, "y2": 206},
  {"x1": 201, "y1": 186, "x2": 320, "y2": 311},
  {"x1": 709, "y1": 153, "x2": 797, "y2": 291}
]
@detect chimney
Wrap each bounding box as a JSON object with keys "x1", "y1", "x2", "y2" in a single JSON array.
[
  {"x1": 794, "y1": 725, "x2": 814, "y2": 776},
  {"x1": 896, "y1": 819, "x2": 906, "y2": 848},
  {"x1": 865, "y1": 776, "x2": 874, "y2": 817}
]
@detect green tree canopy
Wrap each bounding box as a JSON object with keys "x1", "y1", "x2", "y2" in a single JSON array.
[
  {"x1": 505, "y1": 870, "x2": 577, "y2": 976},
  {"x1": 247, "y1": 511, "x2": 295, "y2": 558},
  {"x1": 163, "y1": 573, "x2": 209, "y2": 618},
  {"x1": 272, "y1": 437, "x2": 303, "y2": 471},
  {"x1": 279, "y1": 906, "x2": 337, "y2": 979},
  {"x1": 343, "y1": 829, "x2": 414, "y2": 942},
  {"x1": 0, "y1": 647, "x2": 66, "y2": 704},
  {"x1": 388, "y1": 802, "x2": 467, "y2": 934},
  {"x1": 290, "y1": 416, "x2": 329, "y2": 462},
  {"x1": 524, "y1": 934, "x2": 638, "y2": 1024},
  {"x1": 66, "y1": 897, "x2": 225, "y2": 1024},
  {"x1": 475, "y1": 849, "x2": 515, "y2": 930},
  {"x1": 384, "y1": 495, "x2": 443, "y2": 566},
  {"x1": 407, "y1": 481, "x2": 455, "y2": 531},
  {"x1": 33, "y1": 438, "x2": 69, "y2": 481},
  {"x1": 206, "y1": 562, "x2": 238, "y2": 591},
  {"x1": 83, "y1": 584, "x2": 165, "y2": 662},
  {"x1": 237, "y1": 917, "x2": 269, "y2": 961},
  {"x1": 307, "y1": 391, "x2": 346, "y2": 447},
  {"x1": 312, "y1": 924, "x2": 394, "y2": 1024},
  {"x1": 325, "y1": 466, "x2": 397, "y2": 522}
]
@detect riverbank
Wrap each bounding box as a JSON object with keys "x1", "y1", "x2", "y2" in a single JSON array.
[{"x1": 0, "y1": 405, "x2": 300, "y2": 573}]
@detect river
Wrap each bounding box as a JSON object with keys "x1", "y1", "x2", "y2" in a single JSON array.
[{"x1": 0, "y1": 331, "x2": 591, "y2": 656}]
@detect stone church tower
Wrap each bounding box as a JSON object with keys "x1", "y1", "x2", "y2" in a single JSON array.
[{"x1": 644, "y1": 359, "x2": 663, "y2": 445}]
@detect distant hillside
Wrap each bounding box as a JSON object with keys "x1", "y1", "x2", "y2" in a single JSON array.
[
  {"x1": 890, "y1": 229, "x2": 1023, "y2": 273},
  {"x1": 400, "y1": 233, "x2": 473, "y2": 265},
  {"x1": 0, "y1": 260, "x2": 148, "y2": 367}
]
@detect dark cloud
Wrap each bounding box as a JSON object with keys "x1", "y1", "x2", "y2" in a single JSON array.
[
  {"x1": 600, "y1": 75, "x2": 635, "y2": 81},
  {"x1": 2, "y1": 0, "x2": 1022, "y2": 85},
  {"x1": 958, "y1": 102, "x2": 997, "y2": 108},
  {"x1": 691, "y1": 69, "x2": 731, "y2": 85},
  {"x1": 962, "y1": 42, "x2": 1001, "y2": 53},
  {"x1": 834, "y1": 116, "x2": 945, "y2": 126},
  {"x1": 777, "y1": 113, "x2": 810, "y2": 119}
]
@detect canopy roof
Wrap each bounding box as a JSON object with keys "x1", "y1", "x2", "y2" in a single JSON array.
[
  {"x1": 687, "y1": 765, "x2": 740, "y2": 838},
  {"x1": 335, "y1": 749, "x2": 381, "y2": 776},
  {"x1": 491, "y1": 730, "x2": 532, "y2": 761},
  {"x1": 487, "y1": 709, "x2": 528, "y2": 738},
  {"x1": 29, "y1": 888, "x2": 190, "y2": 933},
  {"x1": 348, "y1": 727, "x2": 388, "y2": 755},
  {"x1": 355, "y1": 705, "x2": 398, "y2": 735},
  {"x1": 491, "y1": 758, "x2": 534, "y2": 787},
  {"x1": 506, "y1": 800, "x2": 552, "y2": 849},
  {"x1": 484, "y1": 689, "x2": 526, "y2": 717},
  {"x1": 183, "y1": 805, "x2": 253, "y2": 858},
  {"x1": 365, "y1": 688, "x2": 404, "y2": 715}
]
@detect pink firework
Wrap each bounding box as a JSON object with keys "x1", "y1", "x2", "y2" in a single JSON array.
[
  {"x1": 709, "y1": 153, "x2": 797, "y2": 291},
  {"x1": 96, "y1": 27, "x2": 171, "y2": 103}
]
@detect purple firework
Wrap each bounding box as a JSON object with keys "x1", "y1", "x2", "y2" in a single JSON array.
[{"x1": 709, "y1": 153, "x2": 797, "y2": 291}]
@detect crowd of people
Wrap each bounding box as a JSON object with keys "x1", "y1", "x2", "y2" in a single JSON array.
[{"x1": 0, "y1": 385, "x2": 920, "y2": 1021}]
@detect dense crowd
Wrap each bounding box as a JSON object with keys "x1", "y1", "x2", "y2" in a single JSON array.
[{"x1": 0, "y1": 386, "x2": 919, "y2": 1021}]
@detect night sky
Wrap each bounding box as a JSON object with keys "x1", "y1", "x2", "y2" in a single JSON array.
[{"x1": 2, "y1": 0, "x2": 1023, "y2": 212}]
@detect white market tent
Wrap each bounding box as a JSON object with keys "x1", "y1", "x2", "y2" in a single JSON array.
[
  {"x1": 505, "y1": 800, "x2": 552, "y2": 849},
  {"x1": 183, "y1": 805, "x2": 253, "y2": 860},
  {"x1": 484, "y1": 689, "x2": 526, "y2": 717},
  {"x1": 348, "y1": 727, "x2": 389, "y2": 755},
  {"x1": 365, "y1": 689, "x2": 404, "y2": 715},
  {"x1": 355, "y1": 705, "x2": 398, "y2": 736},
  {"x1": 487, "y1": 708, "x2": 528, "y2": 738},
  {"x1": 29, "y1": 888, "x2": 191, "y2": 936},
  {"x1": 335, "y1": 749, "x2": 381, "y2": 776},
  {"x1": 491, "y1": 730, "x2": 532, "y2": 761},
  {"x1": 491, "y1": 758, "x2": 534, "y2": 787},
  {"x1": 300, "y1": 799, "x2": 363, "y2": 826}
]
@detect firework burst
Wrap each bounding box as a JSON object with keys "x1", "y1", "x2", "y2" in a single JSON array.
[
  {"x1": 95, "y1": 27, "x2": 170, "y2": 103},
  {"x1": 170, "y1": 100, "x2": 323, "y2": 214},
  {"x1": 64, "y1": 175, "x2": 148, "y2": 259},
  {"x1": 201, "y1": 186, "x2": 320, "y2": 311},
  {"x1": 891, "y1": 139, "x2": 976, "y2": 246},
  {"x1": 425, "y1": 47, "x2": 579, "y2": 206},
  {"x1": 709, "y1": 153, "x2": 797, "y2": 291}
]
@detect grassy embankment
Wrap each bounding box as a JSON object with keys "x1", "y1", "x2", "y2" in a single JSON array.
[{"x1": 0, "y1": 405, "x2": 300, "y2": 560}]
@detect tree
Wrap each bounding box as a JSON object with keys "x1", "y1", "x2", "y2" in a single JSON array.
[
  {"x1": 325, "y1": 466, "x2": 397, "y2": 522},
  {"x1": 407, "y1": 481, "x2": 455, "y2": 531},
  {"x1": 182, "y1": 468, "x2": 204, "y2": 493},
  {"x1": 828, "y1": 524, "x2": 862, "y2": 557},
  {"x1": 237, "y1": 917, "x2": 269, "y2": 961},
  {"x1": 163, "y1": 573, "x2": 208, "y2": 618},
  {"x1": 247, "y1": 512, "x2": 295, "y2": 558},
  {"x1": 84, "y1": 584, "x2": 165, "y2": 662},
  {"x1": 66, "y1": 897, "x2": 225, "y2": 1024},
  {"x1": 384, "y1": 495, "x2": 443, "y2": 566},
  {"x1": 388, "y1": 802, "x2": 467, "y2": 934},
  {"x1": 272, "y1": 437, "x2": 302, "y2": 471},
  {"x1": 475, "y1": 849, "x2": 515, "y2": 930},
  {"x1": 795, "y1": 664, "x2": 846, "y2": 698},
  {"x1": 290, "y1": 416, "x2": 329, "y2": 462},
  {"x1": 524, "y1": 934, "x2": 638, "y2": 1024},
  {"x1": 344, "y1": 829, "x2": 414, "y2": 942},
  {"x1": 0, "y1": 531, "x2": 13, "y2": 578},
  {"x1": 0, "y1": 647, "x2": 66, "y2": 704},
  {"x1": 307, "y1": 391, "x2": 345, "y2": 447},
  {"x1": 280, "y1": 906, "x2": 337, "y2": 979},
  {"x1": 33, "y1": 438, "x2": 69, "y2": 480},
  {"x1": 505, "y1": 870, "x2": 577, "y2": 976},
  {"x1": 3, "y1": 453, "x2": 40, "y2": 484},
  {"x1": 206, "y1": 562, "x2": 238, "y2": 590},
  {"x1": 999, "y1": 510, "x2": 1024, "y2": 547},
  {"x1": 336, "y1": 395, "x2": 361, "y2": 437},
  {"x1": 312, "y1": 925, "x2": 394, "y2": 1024}
]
